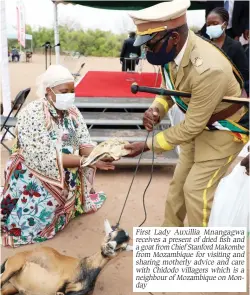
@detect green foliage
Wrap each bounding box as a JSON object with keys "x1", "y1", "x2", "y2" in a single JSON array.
[
  {"x1": 9, "y1": 24, "x2": 202, "y2": 55},
  {"x1": 8, "y1": 40, "x2": 19, "y2": 49},
  {"x1": 20, "y1": 24, "x2": 127, "y2": 57}
]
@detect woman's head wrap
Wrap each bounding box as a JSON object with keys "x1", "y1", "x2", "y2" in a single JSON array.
[{"x1": 36, "y1": 64, "x2": 74, "y2": 97}]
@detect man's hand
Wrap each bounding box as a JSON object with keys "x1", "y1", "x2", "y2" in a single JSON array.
[
  {"x1": 240, "y1": 154, "x2": 249, "y2": 175},
  {"x1": 234, "y1": 36, "x2": 240, "y2": 41},
  {"x1": 240, "y1": 146, "x2": 249, "y2": 175},
  {"x1": 243, "y1": 29, "x2": 249, "y2": 41},
  {"x1": 143, "y1": 107, "x2": 160, "y2": 131},
  {"x1": 100, "y1": 156, "x2": 115, "y2": 162},
  {"x1": 124, "y1": 142, "x2": 150, "y2": 157}
]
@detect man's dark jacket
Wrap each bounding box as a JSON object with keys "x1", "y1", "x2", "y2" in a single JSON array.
[{"x1": 120, "y1": 37, "x2": 141, "y2": 61}]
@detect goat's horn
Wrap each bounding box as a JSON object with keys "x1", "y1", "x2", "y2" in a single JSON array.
[
  {"x1": 104, "y1": 219, "x2": 113, "y2": 235},
  {"x1": 126, "y1": 245, "x2": 133, "y2": 251}
]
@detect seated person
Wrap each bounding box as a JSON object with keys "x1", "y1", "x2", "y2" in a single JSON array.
[
  {"x1": 206, "y1": 7, "x2": 249, "y2": 95},
  {"x1": 11, "y1": 47, "x2": 20, "y2": 62},
  {"x1": 0, "y1": 65, "x2": 114, "y2": 248}
]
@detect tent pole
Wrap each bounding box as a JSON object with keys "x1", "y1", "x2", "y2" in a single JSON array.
[
  {"x1": 0, "y1": 0, "x2": 12, "y2": 116},
  {"x1": 54, "y1": 1, "x2": 60, "y2": 64}
]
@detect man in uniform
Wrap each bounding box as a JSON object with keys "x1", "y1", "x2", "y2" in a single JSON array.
[{"x1": 124, "y1": 0, "x2": 249, "y2": 227}]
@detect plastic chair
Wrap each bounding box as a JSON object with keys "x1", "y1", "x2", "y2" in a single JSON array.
[{"x1": 1, "y1": 88, "x2": 31, "y2": 152}]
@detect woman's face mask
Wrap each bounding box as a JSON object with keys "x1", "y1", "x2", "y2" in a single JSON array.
[
  {"x1": 50, "y1": 88, "x2": 75, "y2": 111},
  {"x1": 206, "y1": 22, "x2": 226, "y2": 40}
]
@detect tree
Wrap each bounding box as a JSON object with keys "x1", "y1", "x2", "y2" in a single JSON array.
[{"x1": 7, "y1": 24, "x2": 128, "y2": 57}]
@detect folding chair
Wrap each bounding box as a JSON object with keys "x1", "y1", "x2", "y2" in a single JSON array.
[{"x1": 1, "y1": 87, "x2": 31, "y2": 152}]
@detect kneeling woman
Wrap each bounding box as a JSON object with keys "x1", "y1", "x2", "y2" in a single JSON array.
[{"x1": 1, "y1": 65, "x2": 114, "y2": 247}]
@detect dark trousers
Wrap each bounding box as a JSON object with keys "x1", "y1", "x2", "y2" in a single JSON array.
[
  {"x1": 12, "y1": 55, "x2": 20, "y2": 62},
  {"x1": 122, "y1": 60, "x2": 136, "y2": 72}
]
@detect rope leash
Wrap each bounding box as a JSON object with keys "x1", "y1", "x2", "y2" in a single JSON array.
[
  {"x1": 113, "y1": 127, "x2": 156, "y2": 295},
  {"x1": 138, "y1": 130, "x2": 155, "y2": 228},
  {"x1": 114, "y1": 127, "x2": 155, "y2": 229}
]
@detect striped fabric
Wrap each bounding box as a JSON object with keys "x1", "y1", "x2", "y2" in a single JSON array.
[{"x1": 163, "y1": 63, "x2": 249, "y2": 143}]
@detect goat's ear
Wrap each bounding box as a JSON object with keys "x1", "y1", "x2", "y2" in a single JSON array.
[
  {"x1": 126, "y1": 245, "x2": 133, "y2": 251},
  {"x1": 104, "y1": 219, "x2": 113, "y2": 235}
]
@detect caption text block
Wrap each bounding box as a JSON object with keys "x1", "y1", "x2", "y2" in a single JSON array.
[{"x1": 133, "y1": 227, "x2": 247, "y2": 293}]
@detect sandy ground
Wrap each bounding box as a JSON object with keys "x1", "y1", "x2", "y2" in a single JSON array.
[{"x1": 0, "y1": 55, "x2": 249, "y2": 295}]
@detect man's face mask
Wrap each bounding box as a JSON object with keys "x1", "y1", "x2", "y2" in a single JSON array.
[
  {"x1": 146, "y1": 32, "x2": 177, "y2": 66},
  {"x1": 50, "y1": 88, "x2": 75, "y2": 111}
]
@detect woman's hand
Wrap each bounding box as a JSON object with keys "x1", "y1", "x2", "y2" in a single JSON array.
[
  {"x1": 124, "y1": 142, "x2": 150, "y2": 157},
  {"x1": 95, "y1": 160, "x2": 115, "y2": 170}
]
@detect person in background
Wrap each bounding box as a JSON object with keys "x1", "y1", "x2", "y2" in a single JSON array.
[
  {"x1": 11, "y1": 47, "x2": 20, "y2": 62},
  {"x1": 120, "y1": 31, "x2": 141, "y2": 71},
  {"x1": 206, "y1": 7, "x2": 249, "y2": 95},
  {"x1": 199, "y1": 0, "x2": 249, "y2": 41},
  {"x1": 0, "y1": 65, "x2": 114, "y2": 248},
  {"x1": 242, "y1": 30, "x2": 249, "y2": 96}
]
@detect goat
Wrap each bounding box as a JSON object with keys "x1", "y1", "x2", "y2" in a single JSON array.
[{"x1": 0, "y1": 219, "x2": 133, "y2": 295}]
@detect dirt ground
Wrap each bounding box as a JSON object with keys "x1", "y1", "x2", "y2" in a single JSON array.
[{"x1": 0, "y1": 55, "x2": 249, "y2": 295}]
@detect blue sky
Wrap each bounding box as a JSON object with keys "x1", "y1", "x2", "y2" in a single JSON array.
[{"x1": 6, "y1": 0, "x2": 206, "y2": 34}]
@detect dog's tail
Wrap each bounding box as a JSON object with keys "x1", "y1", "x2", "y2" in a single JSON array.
[{"x1": 1, "y1": 259, "x2": 7, "y2": 274}]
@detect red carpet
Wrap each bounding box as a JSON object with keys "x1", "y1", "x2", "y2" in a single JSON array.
[{"x1": 75, "y1": 71, "x2": 162, "y2": 98}]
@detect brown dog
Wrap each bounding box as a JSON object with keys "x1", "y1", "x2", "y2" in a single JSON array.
[{"x1": 0, "y1": 220, "x2": 133, "y2": 295}]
